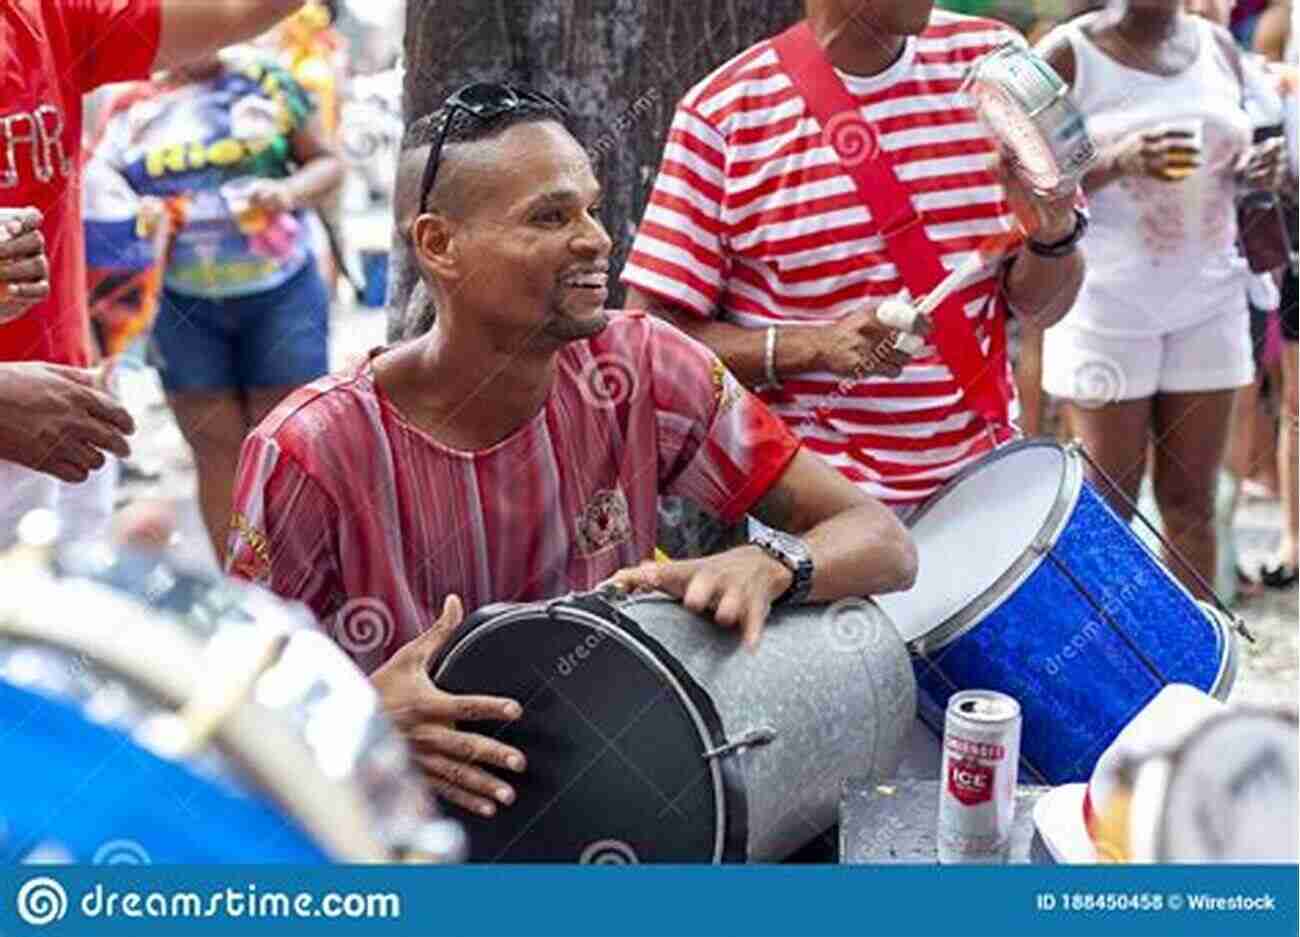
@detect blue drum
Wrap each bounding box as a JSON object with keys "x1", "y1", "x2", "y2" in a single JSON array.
[
  {"x1": 875, "y1": 440, "x2": 1239, "y2": 785},
  {"x1": 0, "y1": 542, "x2": 463, "y2": 865}
]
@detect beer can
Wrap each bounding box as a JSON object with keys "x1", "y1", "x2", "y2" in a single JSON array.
[{"x1": 937, "y1": 690, "x2": 1021, "y2": 864}]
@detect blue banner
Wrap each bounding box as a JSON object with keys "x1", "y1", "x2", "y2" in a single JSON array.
[{"x1": 0, "y1": 865, "x2": 1295, "y2": 937}]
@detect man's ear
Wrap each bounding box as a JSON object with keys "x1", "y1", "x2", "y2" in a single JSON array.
[{"x1": 411, "y1": 213, "x2": 461, "y2": 282}]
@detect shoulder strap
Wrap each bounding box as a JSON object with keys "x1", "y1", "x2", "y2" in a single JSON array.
[{"x1": 770, "y1": 21, "x2": 1011, "y2": 430}]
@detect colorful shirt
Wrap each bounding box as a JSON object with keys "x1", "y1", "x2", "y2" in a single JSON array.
[
  {"x1": 622, "y1": 11, "x2": 1024, "y2": 504},
  {"x1": 226, "y1": 312, "x2": 801, "y2": 672},
  {"x1": 0, "y1": 0, "x2": 161, "y2": 366},
  {"x1": 87, "y1": 58, "x2": 316, "y2": 300}
]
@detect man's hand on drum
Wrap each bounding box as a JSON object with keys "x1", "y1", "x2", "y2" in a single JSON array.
[
  {"x1": 0, "y1": 362, "x2": 134, "y2": 482},
  {"x1": 600, "y1": 547, "x2": 794, "y2": 648},
  {"x1": 811, "y1": 304, "x2": 929, "y2": 379},
  {"x1": 0, "y1": 208, "x2": 50, "y2": 324},
  {"x1": 369, "y1": 595, "x2": 527, "y2": 818}
]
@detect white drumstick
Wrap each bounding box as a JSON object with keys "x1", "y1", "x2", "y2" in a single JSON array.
[{"x1": 914, "y1": 250, "x2": 986, "y2": 318}]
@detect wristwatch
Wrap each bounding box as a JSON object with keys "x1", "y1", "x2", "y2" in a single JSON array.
[
  {"x1": 749, "y1": 527, "x2": 814, "y2": 606},
  {"x1": 1027, "y1": 207, "x2": 1088, "y2": 258}
]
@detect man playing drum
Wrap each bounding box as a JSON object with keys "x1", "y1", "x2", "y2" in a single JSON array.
[
  {"x1": 226, "y1": 85, "x2": 918, "y2": 819},
  {"x1": 621, "y1": 0, "x2": 1087, "y2": 515}
]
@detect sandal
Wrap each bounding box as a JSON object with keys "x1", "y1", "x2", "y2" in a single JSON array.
[{"x1": 1259, "y1": 563, "x2": 1299, "y2": 590}]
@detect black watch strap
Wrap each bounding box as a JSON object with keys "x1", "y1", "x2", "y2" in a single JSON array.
[{"x1": 1027, "y1": 208, "x2": 1088, "y2": 258}]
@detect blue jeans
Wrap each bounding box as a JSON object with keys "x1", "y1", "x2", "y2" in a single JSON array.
[{"x1": 153, "y1": 260, "x2": 330, "y2": 392}]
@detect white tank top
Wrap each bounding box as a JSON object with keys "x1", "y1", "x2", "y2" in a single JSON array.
[{"x1": 1051, "y1": 15, "x2": 1252, "y2": 337}]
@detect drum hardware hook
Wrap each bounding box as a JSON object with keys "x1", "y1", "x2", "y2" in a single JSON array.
[
  {"x1": 701, "y1": 726, "x2": 777, "y2": 761},
  {"x1": 1070, "y1": 439, "x2": 1252, "y2": 643}
]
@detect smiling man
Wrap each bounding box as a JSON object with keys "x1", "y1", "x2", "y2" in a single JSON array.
[{"x1": 227, "y1": 84, "x2": 916, "y2": 817}]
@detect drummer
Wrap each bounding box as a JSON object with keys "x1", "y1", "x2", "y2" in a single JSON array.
[
  {"x1": 226, "y1": 84, "x2": 918, "y2": 818},
  {"x1": 620, "y1": 0, "x2": 1087, "y2": 518}
]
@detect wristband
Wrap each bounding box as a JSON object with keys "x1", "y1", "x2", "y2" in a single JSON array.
[{"x1": 1028, "y1": 208, "x2": 1087, "y2": 258}]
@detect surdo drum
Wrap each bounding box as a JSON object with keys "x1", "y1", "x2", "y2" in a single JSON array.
[
  {"x1": 0, "y1": 535, "x2": 464, "y2": 864},
  {"x1": 875, "y1": 440, "x2": 1240, "y2": 786},
  {"x1": 430, "y1": 592, "x2": 916, "y2": 862}
]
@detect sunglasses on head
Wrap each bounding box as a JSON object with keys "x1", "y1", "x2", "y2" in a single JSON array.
[{"x1": 416, "y1": 82, "x2": 569, "y2": 214}]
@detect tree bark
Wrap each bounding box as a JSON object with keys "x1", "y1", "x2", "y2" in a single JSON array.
[{"x1": 389, "y1": 0, "x2": 805, "y2": 340}]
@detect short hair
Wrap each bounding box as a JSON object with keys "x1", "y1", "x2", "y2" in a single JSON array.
[{"x1": 399, "y1": 89, "x2": 571, "y2": 213}]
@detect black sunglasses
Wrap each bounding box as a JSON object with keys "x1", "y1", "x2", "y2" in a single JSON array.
[{"x1": 417, "y1": 82, "x2": 569, "y2": 213}]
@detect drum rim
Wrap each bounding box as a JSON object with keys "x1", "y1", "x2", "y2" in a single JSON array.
[
  {"x1": 432, "y1": 595, "x2": 749, "y2": 863},
  {"x1": 1194, "y1": 602, "x2": 1240, "y2": 702},
  {"x1": 904, "y1": 438, "x2": 1084, "y2": 657}
]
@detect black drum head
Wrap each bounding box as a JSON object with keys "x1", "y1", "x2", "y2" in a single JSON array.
[{"x1": 431, "y1": 600, "x2": 746, "y2": 863}]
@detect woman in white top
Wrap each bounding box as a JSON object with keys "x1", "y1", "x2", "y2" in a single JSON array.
[{"x1": 1035, "y1": 0, "x2": 1287, "y2": 600}]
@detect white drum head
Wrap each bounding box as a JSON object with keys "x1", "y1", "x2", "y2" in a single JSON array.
[{"x1": 876, "y1": 444, "x2": 1070, "y2": 646}]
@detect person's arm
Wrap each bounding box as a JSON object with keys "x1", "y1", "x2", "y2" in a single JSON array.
[
  {"x1": 602, "y1": 448, "x2": 916, "y2": 646},
  {"x1": 155, "y1": 0, "x2": 305, "y2": 72},
  {"x1": 1254, "y1": 1, "x2": 1292, "y2": 62},
  {"x1": 245, "y1": 117, "x2": 345, "y2": 214},
  {"x1": 621, "y1": 103, "x2": 911, "y2": 389}
]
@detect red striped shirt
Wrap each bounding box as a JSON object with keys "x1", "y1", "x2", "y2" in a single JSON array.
[
  {"x1": 623, "y1": 11, "x2": 1024, "y2": 504},
  {"x1": 226, "y1": 313, "x2": 799, "y2": 672}
]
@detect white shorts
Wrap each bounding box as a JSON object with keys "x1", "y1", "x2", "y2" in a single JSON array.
[{"x1": 1042, "y1": 311, "x2": 1255, "y2": 404}]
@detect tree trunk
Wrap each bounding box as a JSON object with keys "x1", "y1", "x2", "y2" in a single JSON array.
[{"x1": 388, "y1": 0, "x2": 805, "y2": 340}]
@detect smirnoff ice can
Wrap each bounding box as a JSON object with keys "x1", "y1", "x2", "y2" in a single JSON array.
[{"x1": 937, "y1": 690, "x2": 1021, "y2": 864}]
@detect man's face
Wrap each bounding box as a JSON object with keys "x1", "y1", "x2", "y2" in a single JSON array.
[
  {"x1": 830, "y1": 0, "x2": 935, "y2": 37},
  {"x1": 432, "y1": 121, "x2": 613, "y2": 345}
]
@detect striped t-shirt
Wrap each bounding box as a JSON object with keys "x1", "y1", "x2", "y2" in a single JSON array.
[
  {"x1": 226, "y1": 312, "x2": 799, "y2": 672},
  {"x1": 623, "y1": 11, "x2": 1024, "y2": 504}
]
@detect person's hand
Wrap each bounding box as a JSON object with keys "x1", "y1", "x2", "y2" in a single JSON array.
[
  {"x1": 1237, "y1": 138, "x2": 1287, "y2": 192},
  {"x1": 0, "y1": 208, "x2": 50, "y2": 324},
  {"x1": 246, "y1": 179, "x2": 297, "y2": 215},
  {"x1": 811, "y1": 304, "x2": 927, "y2": 379},
  {"x1": 369, "y1": 595, "x2": 527, "y2": 818},
  {"x1": 601, "y1": 545, "x2": 794, "y2": 648},
  {"x1": 1108, "y1": 126, "x2": 1201, "y2": 182},
  {"x1": 0, "y1": 362, "x2": 134, "y2": 482}
]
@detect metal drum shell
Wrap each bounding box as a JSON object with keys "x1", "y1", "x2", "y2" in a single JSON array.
[
  {"x1": 963, "y1": 41, "x2": 1098, "y2": 197},
  {"x1": 877, "y1": 440, "x2": 1238, "y2": 786},
  {"x1": 433, "y1": 593, "x2": 916, "y2": 862},
  {"x1": 0, "y1": 546, "x2": 460, "y2": 864}
]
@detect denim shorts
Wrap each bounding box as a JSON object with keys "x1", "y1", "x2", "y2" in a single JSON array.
[{"x1": 152, "y1": 260, "x2": 330, "y2": 393}]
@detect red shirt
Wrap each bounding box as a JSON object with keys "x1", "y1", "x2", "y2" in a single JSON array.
[
  {"x1": 0, "y1": 0, "x2": 162, "y2": 365},
  {"x1": 622, "y1": 11, "x2": 1022, "y2": 505},
  {"x1": 227, "y1": 312, "x2": 801, "y2": 672}
]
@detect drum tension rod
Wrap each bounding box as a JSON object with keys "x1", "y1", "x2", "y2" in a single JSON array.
[{"x1": 701, "y1": 727, "x2": 778, "y2": 761}]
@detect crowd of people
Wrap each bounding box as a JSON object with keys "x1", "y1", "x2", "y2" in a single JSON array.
[{"x1": 1, "y1": 0, "x2": 1296, "y2": 812}]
